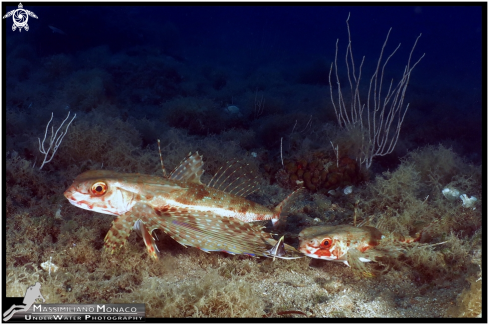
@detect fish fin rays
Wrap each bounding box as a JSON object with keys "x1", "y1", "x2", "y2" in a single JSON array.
[
  {"x1": 272, "y1": 187, "x2": 304, "y2": 227},
  {"x1": 170, "y1": 154, "x2": 260, "y2": 198},
  {"x1": 104, "y1": 204, "x2": 302, "y2": 259},
  {"x1": 104, "y1": 212, "x2": 137, "y2": 254},
  {"x1": 169, "y1": 152, "x2": 204, "y2": 185},
  {"x1": 155, "y1": 210, "x2": 278, "y2": 257},
  {"x1": 207, "y1": 159, "x2": 260, "y2": 197},
  {"x1": 274, "y1": 187, "x2": 304, "y2": 215}
]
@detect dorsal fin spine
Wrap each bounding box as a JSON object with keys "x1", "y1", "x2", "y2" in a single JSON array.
[
  {"x1": 236, "y1": 185, "x2": 252, "y2": 197},
  {"x1": 238, "y1": 181, "x2": 258, "y2": 197},
  {"x1": 206, "y1": 159, "x2": 260, "y2": 197},
  {"x1": 225, "y1": 178, "x2": 241, "y2": 194},
  {"x1": 217, "y1": 162, "x2": 240, "y2": 190},
  {"x1": 273, "y1": 187, "x2": 304, "y2": 220},
  {"x1": 210, "y1": 160, "x2": 237, "y2": 190},
  {"x1": 169, "y1": 152, "x2": 193, "y2": 178},
  {"x1": 169, "y1": 152, "x2": 204, "y2": 184},
  {"x1": 207, "y1": 164, "x2": 227, "y2": 188},
  {"x1": 221, "y1": 166, "x2": 245, "y2": 193},
  {"x1": 232, "y1": 173, "x2": 258, "y2": 196}
]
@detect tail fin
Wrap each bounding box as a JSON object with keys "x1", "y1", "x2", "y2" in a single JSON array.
[
  {"x1": 271, "y1": 187, "x2": 304, "y2": 227},
  {"x1": 156, "y1": 211, "x2": 289, "y2": 257}
]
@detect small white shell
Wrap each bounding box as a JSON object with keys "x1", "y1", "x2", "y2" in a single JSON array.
[
  {"x1": 343, "y1": 186, "x2": 353, "y2": 195},
  {"x1": 460, "y1": 194, "x2": 477, "y2": 208},
  {"x1": 442, "y1": 187, "x2": 460, "y2": 200},
  {"x1": 41, "y1": 260, "x2": 58, "y2": 274}
]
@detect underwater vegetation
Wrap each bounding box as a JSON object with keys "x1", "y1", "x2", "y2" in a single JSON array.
[
  {"x1": 6, "y1": 120, "x2": 482, "y2": 317},
  {"x1": 5, "y1": 6, "x2": 482, "y2": 319}
]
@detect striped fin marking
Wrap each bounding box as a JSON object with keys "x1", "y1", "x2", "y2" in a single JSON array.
[
  {"x1": 155, "y1": 211, "x2": 276, "y2": 257},
  {"x1": 271, "y1": 187, "x2": 304, "y2": 226},
  {"x1": 207, "y1": 159, "x2": 259, "y2": 197},
  {"x1": 169, "y1": 152, "x2": 204, "y2": 185},
  {"x1": 104, "y1": 203, "x2": 301, "y2": 259},
  {"x1": 104, "y1": 211, "x2": 138, "y2": 254},
  {"x1": 273, "y1": 187, "x2": 304, "y2": 216},
  {"x1": 105, "y1": 203, "x2": 163, "y2": 258}
]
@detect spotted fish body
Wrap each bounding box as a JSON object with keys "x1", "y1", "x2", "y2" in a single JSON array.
[
  {"x1": 298, "y1": 225, "x2": 419, "y2": 267},
  {"x1": 64, "y1": 153, "x2": 301, "y2": 259}
]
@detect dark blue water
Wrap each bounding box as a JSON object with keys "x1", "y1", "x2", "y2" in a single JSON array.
[{"x1": 4, "y1": 4, "x2": 484, "y2": 167}]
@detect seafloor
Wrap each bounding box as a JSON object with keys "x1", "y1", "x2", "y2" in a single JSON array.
[
  {"x1": 5, "y1": 6, "x2": 482, "y2": 318},
  {"x1": 5, "y1": 127, "x2": 482, "y2": 318}
]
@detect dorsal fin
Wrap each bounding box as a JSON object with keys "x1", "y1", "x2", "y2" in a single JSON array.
[
  {"x1": 169, "y1": 152, "x2": 204, "y2": 184},
  {"x1": 273, "y1": 187, "x2": 304, "y2": 216},
  {"x1": 206, "y1": 159, "x2": 259, "y2": 197},
  {"x1": 271, "y1": 187, "x2": 304, "y2": 227}
]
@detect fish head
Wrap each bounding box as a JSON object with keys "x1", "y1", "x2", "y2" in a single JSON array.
[
  {"x1": 298, "y1": 225, "x2": 360, "y2": 261},
  {"x1": 64, "y1": 170, "x2": 139, "y2": 216}
]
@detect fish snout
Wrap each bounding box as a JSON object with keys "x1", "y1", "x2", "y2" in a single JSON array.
[
  {"x1": 298, "y1": 236, "x2": 321, "y2": 256},
  {"x1": 63, "y1": 185, "x2": 79, "y2": 204},
  {"x1": 63, "y1": 187, "x2": 73, "y2": 200},
  {"x1": 298, "y1": 240, "x2": 312, "y2": 253}
]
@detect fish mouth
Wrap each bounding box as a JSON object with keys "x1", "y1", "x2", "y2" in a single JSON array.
[
  {"x1": 64, "y1": 191, "x2": 81, "y2": 208},
  {"x1": 65, "y1": 197, "x2": 82, "y2": 208},
  {"x1": 309, "y1": 254, "x2": 337, "y2": 261},
  {"x1": 298, "y1": 244, "x2": 317, "y2": 256},
  {"x1": 299, "y1": 245, "x2": 337, "y2": 260},
  {"x1": 63, "y1": 188, "x2": 74, "y2": 200},
  {"x1": 301, "y1": 251, "x2": 337, "y2": 260},
  {"x1": 63, "y1": 189, "x2": 85, "y2": 208}
]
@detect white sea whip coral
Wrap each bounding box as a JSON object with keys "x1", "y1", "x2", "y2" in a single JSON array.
[
  {"x1": 329, "y1": 13, "x2": 425, "y2": 169},
  {"x1": 38, "y1": 111, "x2": 76, "y2": 170}
]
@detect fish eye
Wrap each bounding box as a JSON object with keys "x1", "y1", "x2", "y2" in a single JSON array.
[
  {"x1": 321, "y1": 238, "x2": 332, "y2": 248},
  {"x1": 91, "y1": 181, "x2": 107, "y2": 196}
]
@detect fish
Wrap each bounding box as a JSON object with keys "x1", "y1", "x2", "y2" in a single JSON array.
[
  {"x1": 298, "y1": 224, "x2": 421, "y2": 274},
  {"x1": 64, "y1": 152, "x2": 302, "y2": 260}
]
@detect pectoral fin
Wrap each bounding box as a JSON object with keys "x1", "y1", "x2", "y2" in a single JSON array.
[
  {"x1": 104, "y1": 203, "x2": 161, "y2": 259},
  {"x1": 104, "y1": 212, "x2": 137, "y2": 254},
  {"x1": 155, "y1": 211, "x2": 273, "y2": 256}
]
